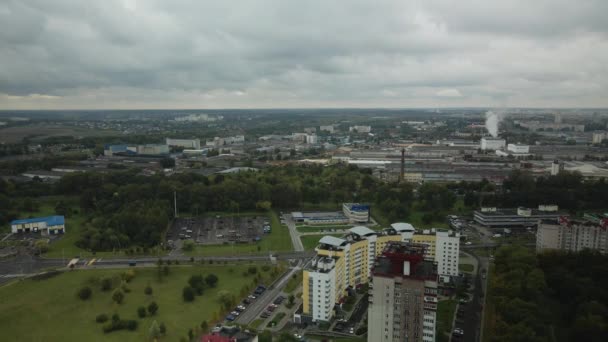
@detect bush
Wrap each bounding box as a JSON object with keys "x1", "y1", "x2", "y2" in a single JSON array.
[
  {"x1": 159, "y1": 322, "x2": 166, "y2": 334},
  {"x1": 261, "y1": 265, "x2": 271, "y2": 272},
  {"x1": 112, "y1": 290, "x2": 124, "y2": 304},
  {"x1": 247, "y1": 266, "x2": 258, "y2": 275},
  {"x1": 77, "y1": 286, "x2": 92, "y2": 300},
  {"x1": 144, "y1": 285, "x2": 153, "y2": 295},
  {"x1": 183, "y1": 286, "x2": 195, "y2": 302},
  {"x1": 182, "y1": 239, "x2": 195, "y2": 251},
  {"x1": 137, "y1": 306, "x2": 147, "y2": 318},
  {"x1": 102, "y1": 319, "x2": 138, "y2": 333},
  {"x1": 188, "y1": 274, "x2": 205, "y2": 295},
  {"x1": 148, "y1": 301, "x2": 159, "y2": 315},
  {"x1": 205, "y1": 274, "x2": 219, "y2": 288},
  {"x1": 122, "y1": 269, "x2": 136, "y2": 283},
  {"x1": 96, "y1": 314, "x2": 109, "y2": 323},
  {"x1": 101, "y1": 278, "x2": 113, "y2": 291},
  {"x1": 121, "y1": 284, "x2": 131, "y2": 293}
]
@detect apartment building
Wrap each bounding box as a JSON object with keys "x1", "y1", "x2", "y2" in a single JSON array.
[
  {"x1": 303, "y1": 256, "x2": 339, "y2": 322},
  {"x1": 536, "y1": 217, "x2": 608, "y2": 254},
  {"x1": 300, "y1": 224, "x2": 459, "y2": 322},
  {"x1": 368, "y1": 242, "x2": 438, "y2": 342}
]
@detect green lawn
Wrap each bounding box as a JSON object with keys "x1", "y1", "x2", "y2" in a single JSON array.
[
  {"x1": 459, "y1": 263, "x2": 474, "y2": 273},
  {"x1": 0, "y1": 264, "x2": 280, "y2": 342},
  {"x1": 300, "y1": 234, "x2": 343, "y2": 251},
  {"x1": 284, "y1": 270, "x2": 303, "y2": 293},
  {"x1": 186, "y1": 211, "x2": 293, "y2": 256},
  {"x1": 436, "y1": 299, "x2": 458, "y2": 342}
]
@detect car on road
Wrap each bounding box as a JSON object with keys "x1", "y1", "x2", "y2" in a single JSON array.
[
  {"x1": 453, "y1": 327, "x2": 464, "y2": 336},
  {"x1": 225, "y1": 314, "x2": 236, "y2": 321},
  {"x1": 230, "y1": 311, "x2": 240, "y2": 316},
  {"x1": 248, "y1": 295, "x2": 257, "y2": 300},
  {"x1": 237, "y1": 304, "x2": 246, "y2": 311},
  {"x1": 254, "y1": 285, "x2": 266, "y2": 295},
  {"x1": 267, "y1": 305, "x2": 276, "y2": 312},
  {"x1": 273, "y1": 296, "x2": 285, "y2": 305}
]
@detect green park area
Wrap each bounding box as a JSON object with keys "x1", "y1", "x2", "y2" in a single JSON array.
[
  {"x1": 0, "y1": 263, "x2": 283, "y2": 342},
  {"x1": 186, "y1": 211, "x2": 293, "y2": 256}
]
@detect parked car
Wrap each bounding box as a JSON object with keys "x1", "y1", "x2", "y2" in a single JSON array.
[
  {"x1": 225, "y1": 314, "x2": 236, "y2": 321},
  {"x1": 230, "y1": 311, "x2": 240, "y2": 316}
]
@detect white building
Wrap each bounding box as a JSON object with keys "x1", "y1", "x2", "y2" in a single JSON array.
[
  {"x1": 306, "y1": 134, "x2": 318, "y2": 144},
  {"x1": 481, "y1": 138, "x2": 506, "y2": 151},
  {"x1": 166, "y1": 138, "x2": 201, "y2": 149},
  {"x1": 349, "y1": 125, "x2": 372, "y2": 133},
  {"x1": 435, "y1": 230, "x2": 460, "y2": 278},
  {"x1": 320, "y1": 125, "x2": 334, "y2": 133},
  {"x1": 11, "y1": 216, "x2": 65, "y2": 235},
  {"x1": 305, "y1": 256, "x2": 338, "y2": 322},
  {"x1": 592, "y1": 132, "x2": 607, "y2": 145},
  {"x1": 342, "y1": 203, "x2": 370, "y2": 223},
  {"x1": 507, "y1": 143, "x2": 530, "y2": 154}
]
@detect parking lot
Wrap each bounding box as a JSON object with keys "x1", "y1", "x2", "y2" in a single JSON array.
[{"x1": 168, "y1": 216, "x2": 269, "y2": 245}]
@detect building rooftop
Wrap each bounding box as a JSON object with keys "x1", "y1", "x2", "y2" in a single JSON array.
[
  {"x1": 11, "y1": 215, "x2": 65, "y2": 226},
  {"x1": 372, "y1": 242, "x2": 437, "y2": 280},
  {"x1": 318, "y1": 235, "x2": 348, "y2": 248},
  {"x1": 391, "y1": 222, "x2": 415, "y2": 232},
  {"x1": 349, "y1": 226, "x2": 376, "y2": 237}
]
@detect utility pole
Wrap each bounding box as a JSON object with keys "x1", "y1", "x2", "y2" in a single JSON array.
[{"x1": 174, "y1": 191, "x2": 178, "y2": 218}]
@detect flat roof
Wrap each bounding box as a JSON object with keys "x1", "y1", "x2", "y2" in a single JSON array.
[
  {"x1": 349, "y1": 226, "x2": 376, "y2": 236},
  {"x1": 319, "y1": 235, "x2": 347, "y2": 247},
  {"x1": 11, "y1": 215, "x2": 65, "y2": 226},
  {"x1": 391, "y1": 222, "x2": 415, "y2": 232}
]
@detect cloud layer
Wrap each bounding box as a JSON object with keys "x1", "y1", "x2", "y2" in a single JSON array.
[{"x1": 1, "y1": 0, "x2": 607, "y2": 109}]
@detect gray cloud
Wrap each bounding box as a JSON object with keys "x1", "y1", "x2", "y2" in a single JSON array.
[{"x1": 0, "y1": 0, "x2": 607, "y2": 109}]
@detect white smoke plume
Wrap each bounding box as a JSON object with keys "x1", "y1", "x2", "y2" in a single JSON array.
[{"x1": 485, "y1": 110, "x2": 505, "y2": 138}]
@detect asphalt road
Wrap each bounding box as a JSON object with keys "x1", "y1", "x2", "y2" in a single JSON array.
[
  {"x1": 236, "y1": 261, "x2": 303, "y2": 325},
  {"x1": 284, "y1": 214, "x2": 304, "y2": 252}
]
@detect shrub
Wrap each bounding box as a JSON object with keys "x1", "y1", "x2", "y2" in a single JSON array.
[
  {"x1": 96, "y1": 314, "x2": 109, "y2": 323},
  {"x1": 183, "y1": 286, "x2": 195, "y2": 302},
  {"x1": 261, "y1": 265, "x2": 271, "y2": 272},
  {"x1": 122, "y1": 269, "x2": 136, "y2": 283},
  {"x1": 148, "y1": 301, "x2": 159, "y2": 315},
  {"x1": 248, "y1": 266, "x2": 258, "y2": 275},
  {"x1": 112, "y1": 290, "x2": 124, "y2": 304},
  {"x1": 205, "y1": 274, "x2": 219, "y2": 288},
  {"x1": 77, "y1": 286, "x2": 92, "y2": 300},
  {"x1": 121, "y1": 284, "x2": 131, "y2": 293},
  {"x1": 101, "y1": 278, "x2": 113, "y2": 291},
  {"x1": 137, "y1": 307, "x2": 147, "y2": 318},
  {"x1": 144, "y1": 285, "x2": 153, "y2": 295},
  {"x1": 159, "y1": 322, "x2": 166, "y2": 334}
]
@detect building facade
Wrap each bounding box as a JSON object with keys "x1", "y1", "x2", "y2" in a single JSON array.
[
  {"x1": 536, "y1": 217, "x2": 608, "y2": 254},
  {"x1": 368, "y1": 242, "x2": 438, "y2": 342},
  {"x1": 474, "y1": 206, "x2": 562, "y2": 227},
  {"x1": 11, "y1": 216, "x2": 65, "y2": 235},
  {"x1": 342, "y1": 203, "x2": 371, "y2": 223},
  {"x1": 481, "y1": 138, "x2": 506, "y2": 151},
  {"x1": 166, "y1": 138, "x2": 201, "y2": 149}
]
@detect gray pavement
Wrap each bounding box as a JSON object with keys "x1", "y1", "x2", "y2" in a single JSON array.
[{"x1": 284, "y1": 214, "x2": 304, "y2": 252}]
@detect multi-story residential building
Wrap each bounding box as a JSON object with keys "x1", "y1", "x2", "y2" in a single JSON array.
[
  {"x1": 368, "y1": 242, "x2": 438, "y2": 342},
  {"x1": 536, "y1": 217, "x2": 608, "y2": 254},
  {"x1": 300, "y1": 224, "x2": 459, "y2": 323},
  {"x1": 303, "y1": 256, "x2": 339, "y2": 322}
]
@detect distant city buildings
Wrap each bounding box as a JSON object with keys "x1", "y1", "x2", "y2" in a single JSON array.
[
  {"x1": 592, "y1": 131, "x2": 608, "y2": 145},
  {"x1": 166, "y1": 138, "x2": 201, "y2": 149},
  {"x1": 368, "y1": 242, "x2": 438, "y2": 342},
  {"x1": 480, "y1": 137, "x2": 506, "y2": 151},
  {"x1": 537, "y1": 216, "x2": 608, "y2": 254},
  {"x1": 474, "y1": 205, "x2": 563, "y2": 227},
  {"x1": 349, "y1": 125, "x2": 372, "y2": 133},
  {"x1": 11, "y1": 216, "x2": 65, "y2": 235},
  {"x1": 103, "y1": 144, "x2": 169, "y2": 156},
  {"x1": 320, "y1": 125, "x2": 335, "y2": 133}
]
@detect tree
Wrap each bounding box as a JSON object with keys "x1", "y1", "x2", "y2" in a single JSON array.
[
  {"x1": 144, "y1": 285, "x2": 153, "y2": 295},
  {"x1": 217, "y1": 290, "x2": 233, "y2": 310},
  {"x1": 112, "y1": 289, "x2": 124, "y2": 304},
  {"x1": 255, "y1": 200, "x2": 272, "y2": 211},
  {"x1": 205, "y1": 274, "x2": 219, "y2": 288},
  {"x1": 188, "y1": 274, "x2": 205, "y2": 295},
  {"x1": 77, "y1": 286, "x2": 92, "y2": 300},
  {"x1": 160, "y1": 157, "x2": 175, "y2": 168},
  {"x1": 159, "y1": 322, "x2": 166, "y2": 335},
  {"x1": 182, "y1": 286, "x2": 195, "y2": 302},
  {"x1": 288, "y1": 294, "x2": 295, "y2": 305},
  {"x1": 182, "y1": 239, "x2": 195, "y2": 251},
  {"x1": 147, "y1": 301, "x2": 159, "y2": 315},
  {"x1": 200, "y1": 320, "x2": 208, "y2": 332},
  {"x1": 137, "y1": 306, "x2": 147, "y2": 318},
  {"x1": 101, "y1": 278, "x2": 113, "y2": 291},
  {"x1": 148, "y1": 320, "x2": 161, "y2": 340}
]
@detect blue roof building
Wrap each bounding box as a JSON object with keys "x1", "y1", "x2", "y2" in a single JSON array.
[{"x1": 11, "y1": 215, "x2": 65, "y2": 235}]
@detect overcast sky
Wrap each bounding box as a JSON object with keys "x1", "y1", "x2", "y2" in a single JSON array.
[{"x1": 1, "y1": 0, "x2": 607, "y2": 109}]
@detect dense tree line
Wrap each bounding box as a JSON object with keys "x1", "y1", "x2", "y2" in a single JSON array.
[{"x1": 489, "y1": 246, "x2": 608, "y2": 342}]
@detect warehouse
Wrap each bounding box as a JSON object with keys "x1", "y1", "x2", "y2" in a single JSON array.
[
  {"x1": 474, "y1": 206, "x2": 563, "y2": 227},
  {"x1": 11, "y1": 216, "x2": 65, "y2": 235}
]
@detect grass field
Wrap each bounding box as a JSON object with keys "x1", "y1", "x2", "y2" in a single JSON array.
[
  {"x1": 284, "y1": 270, "x2": 302, "y2": 293},
  {"x1": 459, "y1": 263, "x2": 474, "y2": 273},
  {"x1": 0, "y1": 124, "x2": 118, "y2": 143},
  {"x1": 0, "y1": 264, "x2": 281, "y2": 341},
  {"x1": 300, "y1": 234, "x2": 343, "y2": 251},
  {"x1": 436, "y1": 299, "x2": 458, "y2": 342},
  {"x1": 186, "y1": 211, "x2": 293, "y2": 256}
]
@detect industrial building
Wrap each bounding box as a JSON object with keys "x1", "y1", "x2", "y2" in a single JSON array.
[
  {"x1": 11, "y1": 216, "x2": 65, "y2": 235},
  {"x1": 320, "y1": 125, "x2": 335, "y2": 133},
  {"x1": 104, "y1": 144, "x2": 169, "y2": 156},
  {"x1": 300, "y1": 224, "x2": 459, "y2": 323},
  {"x1": 368, "y1": 242, "x2": 438, "y2": 342},
  {"x1": 481, "y1": 137, "x2": 506, "y2": 151},
  {"x1": 166, "y1": 138, "x2": 201, "y2": 149},
  {"x1": 507, "y1": 143, "x2": 530, "y2": 154},
  {"x1": 536, "y1": 217, "x2": 608, "y2": 254},
  {"x1": 474, "y1": 205, "x2": 563, "y2": 227},
  {"x1": 349, "y1": 125, "x2": 372, "y2": 133},
  {"x1": 291, "y1": 212, "x2": 350, "y2": 225},
  {"x1": 342, "y1": 203, "x2": 371, "y2": 223}
]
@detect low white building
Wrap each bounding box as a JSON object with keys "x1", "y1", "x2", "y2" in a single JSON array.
[
  {"x1": 507, "y1": 143, "x2": 530, "y2": 154},
  {"x1": 349, "y1": 125, "x2": 371, "y2": 133},
  {"x1": 342, "y1": 203, "x2": 370, "y2": 223},
  {"x1": 166, "y1": 138, "x2": 201, "y2": 149},
  {"x1": 11, "y1": 216, "x2": 65, "y2": 235},
  {"x1": 320, "y1": 125, "x2": 334, "y2": 133},
  {"x1": 481, "y1": 138, "x2": 506, "y2": 151}
]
